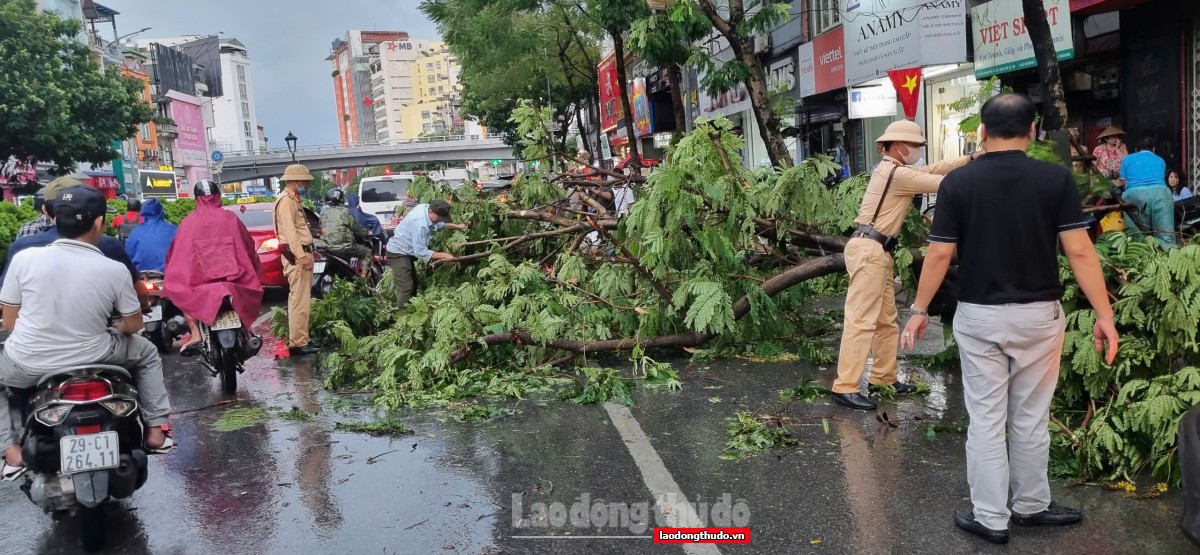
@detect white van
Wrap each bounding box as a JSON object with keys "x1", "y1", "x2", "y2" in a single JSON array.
[{"x1": 356, "y1": 174, "x2": 417, "y2": 232}]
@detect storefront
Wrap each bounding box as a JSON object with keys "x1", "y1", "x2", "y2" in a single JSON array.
[
  {"x1": 924, "y1": 66, "x2": 985, "y2": 164},
  {"x1": 797, "y1": 27, "x2": 849, "y2": 167},
  {"x1": 697, "y1": 30, "x2": 768, "y2": 166}
]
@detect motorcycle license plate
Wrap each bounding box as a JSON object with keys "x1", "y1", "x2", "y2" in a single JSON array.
[
  {"x1": 145, "y1": 305, "x2": 162, "y2": 322},
  {"x1": 312, "y1": 261, "x2": 326, "y2": 273},
  {"x1": 212, "y1": 311, "x2": 242, "y2": 331},
  {"x1": 60, "y1": 432, "x2": 120, "y2": 474}
]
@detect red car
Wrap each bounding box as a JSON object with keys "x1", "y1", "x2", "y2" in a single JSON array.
[{"x1": 226, "y1": 203, "x2": 287, "y2": 288}]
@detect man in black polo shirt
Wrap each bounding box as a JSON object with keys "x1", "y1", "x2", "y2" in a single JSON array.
[{"x1": 901, "y1": 94, "x2": 1119, "y2": 545}]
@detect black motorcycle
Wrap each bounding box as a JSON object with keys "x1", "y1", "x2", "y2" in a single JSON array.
[
  {"x1": 7, "y1": 364, "x2": 150, "y2": 552},
  {"x1": 138, "y1": 272, "x2": 187, "y2": 353},
  {"x1": 195, "y1": 298, "x2": 262, "y2": 395},
  {"x1": 311, "y1": 236, "x2": 386, "y2": 298}
]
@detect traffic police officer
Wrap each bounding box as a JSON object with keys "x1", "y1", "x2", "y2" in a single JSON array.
[{"x1": 273, "y1": 164, "x2": 318, "y2": 356}]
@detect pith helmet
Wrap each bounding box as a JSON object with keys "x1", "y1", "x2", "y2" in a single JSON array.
[
  {"x1": 281, "y1": 164, "x2": 314, "y2": 182},
  {"x1": 876, "y1": 120, "x2": 926, "y2": 145}
]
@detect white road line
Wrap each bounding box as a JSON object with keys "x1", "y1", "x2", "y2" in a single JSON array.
[{"x1": 604, "y1": 403, "x2": 722, "y2": 555}]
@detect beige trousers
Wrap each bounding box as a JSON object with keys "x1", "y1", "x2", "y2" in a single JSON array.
[
  {"x1": 283, "y1": 258, "x2": 312, "y2": 348},
  {"x1": 833, "y1": 238, "x2": 899, "y2": 394}
]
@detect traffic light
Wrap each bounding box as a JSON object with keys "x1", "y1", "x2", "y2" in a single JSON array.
[
  {"x1": 491, "y1": 159, "x2": 501, "y2": 167},
  {"x1": 383, "y1": 167, "x2": 392, "y2": 175}
]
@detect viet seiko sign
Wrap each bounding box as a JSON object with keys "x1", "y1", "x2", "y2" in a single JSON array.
[
  {"x1": 972, "y1": 0, "x2": 1074, "y2": 78},
  {"x1": 848, "y1": 85, "x2": 898, "y2": 119},
  {"x1": 843, "y1": 0, "x2": 968, "y2": 86}
]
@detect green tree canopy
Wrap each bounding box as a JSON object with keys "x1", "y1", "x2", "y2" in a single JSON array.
[{"x1": 0, "y1": 0, "x2": 154, "y2": 173}]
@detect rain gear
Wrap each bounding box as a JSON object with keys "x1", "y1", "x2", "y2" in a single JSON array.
[
  {"x1": 162, "y1": 194, "x2": 263, "y2": 327},
  {"x1": 347, "y1": 194, "x2": 385, "y2": 239},
  {"x1": 124, "y1": 199, "x2": 177, "y2": 272}
]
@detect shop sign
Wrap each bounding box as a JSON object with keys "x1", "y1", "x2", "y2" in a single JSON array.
[
  {"x1": 632, "y1": 77, "x2": 652, "y2": 137},
  {"x1": 140, "y1": 170, "x2": 177, "y2": 197},
  {"x1": 972, "y1": 0, "x2": 1074, "y2": 78},
  {"x1": 797, "y1": 42, "x2": 817, "y2": 98},
  {"x1": 767, "y1": 52, "x2": 797, "y2": 96},
  {"x1": 848, "y1": 85, "x2": 898, "y2": 119},
  {"x1": 598, "y1": 54, "x2": 621, "y2": 132},
  {"x1": 600, "y1": 132, "x2": 612, "y2": 159},
  {"x1": 843, "y1": 0, "x2": 968, "y2": 86},
  {"x1": 653, "y1": 132, "x2": 673, "y2": 149},
  {"x1": 811, "y1": 27, "x2": 847, "y2": 96},
  {"x1": 697, "y1": 31, "x2": 752, "y2": 118}
]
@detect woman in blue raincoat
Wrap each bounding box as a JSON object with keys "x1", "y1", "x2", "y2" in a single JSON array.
[{"x1": 124, "y1": 198, "x2": 178, "y2": 272}]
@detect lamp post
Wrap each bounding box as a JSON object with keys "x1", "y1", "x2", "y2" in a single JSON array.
[{"x1": 284, "y1": 131, "x2": 298, "y2": 163}]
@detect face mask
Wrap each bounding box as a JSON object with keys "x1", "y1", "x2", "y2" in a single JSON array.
[{"x1": 902, "y1": 145, "x2": 923, "y2": 165}]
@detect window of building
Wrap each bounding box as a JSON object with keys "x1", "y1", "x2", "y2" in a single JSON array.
[
  {"x1": 438, "y1": 86, "x2": 444, "y2": 94},
  {"x1": 421, "y1": 111, "x2": 430, "y2": 119},
  {"x1": 244, "y1": 121, "x2": 252, "y2": 136},
  {"x1": 428, "y1": 87, "x2": 436, "y2": 95},
  {"x1": 812, "y1": 0, "x2": 840, "y2": 35},
  {"x1": 241, "y1": 102, "x2": 250, "y2": 116},
  {"x1": 426, "y1": 63, "x2": 433, "y2": 70},
  {"x1": 423, "y1": 123, "x2": 432, "y2": 132},
  {"x1": 427, "y1": 75, "x2": 435, "y2": 83},
  {"x1": 140, "y1": 124, "x2": 150, "y2": 141},
  {"x1": 436, "y1": 61, "x2": 442, "y2": 70},
  {"x1": 236, "y1": 65, "x2": 246, "y2": 79},
  {"x1": 239, "y1": 83, "x2": 248, "y2": 96},
  {"x1": 246, "y1": 139, "x2": 254, "y2": 150}
]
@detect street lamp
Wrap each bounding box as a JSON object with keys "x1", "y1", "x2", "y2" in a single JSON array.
[{"x1": 285, "y1": 131, "x2": 298, "y2": 163}]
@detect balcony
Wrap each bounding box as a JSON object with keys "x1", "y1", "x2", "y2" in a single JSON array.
[{"x1": 155, "y1": 117, "x2": 178, "y2": 138}]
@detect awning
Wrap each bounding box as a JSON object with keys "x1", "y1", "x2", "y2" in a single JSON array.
[{"x1": 1070, "y1": 0, "x2": 1151, "y2": 15}]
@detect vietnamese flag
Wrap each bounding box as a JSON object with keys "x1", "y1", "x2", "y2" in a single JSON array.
[{"x1": 887, "y1": 67, "x2": 923, "y2": 120}]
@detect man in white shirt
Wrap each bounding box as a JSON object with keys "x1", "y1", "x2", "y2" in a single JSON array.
[
  {"x1": 385, "y1": 199, "x2": 467, "y2": 308},
  {"x1": 0, "y1": 186, "x2": 174, "y2": 478}
]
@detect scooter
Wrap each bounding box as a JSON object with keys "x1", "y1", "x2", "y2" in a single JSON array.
[
  {"x1": 311, "y1": 236, "x2": 386, "y2": 298},
  {"x1": 195, "y1": 298, "x2": 262, "y2": 395},
  {"x1": 7, "y1": 365, "x2": 150, "y2": 552},
  {"x1": 138, "y1": 272, "x2": 186, "y2": 353}
]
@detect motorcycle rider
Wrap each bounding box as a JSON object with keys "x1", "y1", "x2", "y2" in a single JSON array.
[
  {"x1": 1, "y1": 185, "x2": 174, "y2": 479},
  {"x1": 163, "y1": 181, "x2": 263, "y2": 356},
  {"x1": 124, "y1": 198, "x2": 177, "y2": 272},
  {"x1": 113, "y1": 197, "x2": 144, "y2": 243},
  {"x1": 319, "y1": 188, "x2": 374, "y2": 278},
  {"x1": 347, "y1": 193, "x2": 386, "y2": 242}
]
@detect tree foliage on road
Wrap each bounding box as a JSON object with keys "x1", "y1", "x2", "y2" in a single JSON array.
[{"x1": 0, "y1": 0, "x2": 153, "y2": 174}]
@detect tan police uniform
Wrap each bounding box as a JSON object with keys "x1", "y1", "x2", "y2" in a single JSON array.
[
  {"x1": 832, "y1": 122, "x2": 971, "y2": 394},
  {"x1": 273, "y1": 165, "x2": 315, "y2": 349}
]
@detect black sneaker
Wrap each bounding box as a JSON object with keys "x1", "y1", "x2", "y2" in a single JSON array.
[
  {"x1": 288, "y1": 344, "x2": 319, "y2": 356},
  {"x1": 954, "y1": 508, "x2": 1009, "y2": 544},
  {"x1": 1011, "y1": 502, "x2": 1083, "y2": 526}
]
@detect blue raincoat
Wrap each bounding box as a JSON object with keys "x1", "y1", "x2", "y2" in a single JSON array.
[
  {"x1": 124, "y1": 198, "x2": 178, "y2": 272},
  {"x1": 347, "y1": 193, "x2": 385, "y2": 240}
]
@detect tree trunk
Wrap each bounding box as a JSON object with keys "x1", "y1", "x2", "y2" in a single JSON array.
[
  {"x1": 611, "y1": 32, "x2": 642, "y2": 170},
  {"x1": 696, "y1": 0, "x2": 793, "y2": 168},
  {"x1": 593, "y1": 91, "x2": 604, "y2": 160},
  {"x1": 1022, "y1": 0, "x2": 1069, "y2": 131},
  {"x1": 667, "y1": 64, "x2": 687, "y2": 138}
]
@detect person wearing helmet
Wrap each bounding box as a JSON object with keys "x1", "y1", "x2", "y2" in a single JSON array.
[
  {"x1": 113, "y1": 197, "x2": 145, "y2": 243},
  {"x1": 162, "y1": 180, "x2": 263, "y2": 355},
  {"x1": 273, "y1": 164, "x2": 318, "y2": 356},
  {"x1": 124, "y1": 199, "x2": 177, "y2": 272},
  {"x1": 319, "y1": 187, "x2": 373, "y2": 278}
]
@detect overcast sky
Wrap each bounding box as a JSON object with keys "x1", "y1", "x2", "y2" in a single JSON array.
[{"x1": 104, "y1": 0, "x2": 440, "y2": 148}]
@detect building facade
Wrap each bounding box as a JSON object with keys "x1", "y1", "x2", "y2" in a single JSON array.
[
  {"x1": 209, "y1": 39, "x2": 263, "y2": 155},
  {"x1": 399, "y1": 42, "x2": 461, "y2": 139}
]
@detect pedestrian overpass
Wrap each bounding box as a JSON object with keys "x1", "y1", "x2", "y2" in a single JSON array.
[{"x1": 216, "y1": 135, "x2": 514, "y2": 183}]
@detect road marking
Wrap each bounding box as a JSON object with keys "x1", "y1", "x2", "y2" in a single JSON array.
[{"x1": 604, "y1": 403, "x2": 722, "y2": 555}]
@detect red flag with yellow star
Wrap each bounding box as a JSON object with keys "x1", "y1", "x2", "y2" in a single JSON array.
[{"x1": 887, "y1": 67, "x2": 923, "y2": 120}]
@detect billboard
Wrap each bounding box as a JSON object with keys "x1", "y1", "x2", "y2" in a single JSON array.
[
  {"x1": 632, "y1": 77, "x2": 652, "y2": 136},
  {"x1": 842, "y1": 0, "x2": 968, "y2": 85},
  {"x1": 176, "y1": 36, "x2": 224, "y2": 97},
  {"x1": 151, "y1": 43, "x2": 196, "y2": 96},
  {"x1": 140, "y1": 170, "x2": 177, "y2": 197},
  {"x1": 598, "y1": 54, "x2": 621, "y2": 132},
  {"x1": 168, "y1": 92, "x2": 208, "y2": 165}
]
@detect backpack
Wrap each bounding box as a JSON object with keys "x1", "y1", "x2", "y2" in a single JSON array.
[{"x1": 118, "y1": 218, "x2": 141, "y2": 244}]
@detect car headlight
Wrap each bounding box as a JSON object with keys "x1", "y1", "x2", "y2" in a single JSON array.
[
  {"x1": 99, "y1": 399, "x2": 137, "y2": 417},
  {"x1": 35, "y1": 405, "x2": 72, "y2": 426}
]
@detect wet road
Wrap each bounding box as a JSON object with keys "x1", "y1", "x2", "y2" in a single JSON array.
[{"x1": 1, "y1": 304, "x2": 1195, "y2": 554}]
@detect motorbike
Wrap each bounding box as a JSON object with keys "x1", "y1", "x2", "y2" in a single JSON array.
[
  {"x1": 138, "y1": 271, "x2": 187, "y2": 353},
  {"x1": 7, "y1": 364, "x2": 150, "y2": 552},
  {"x1": 195, "y1": 298, "x2": 262, "y2": 395},
  {"x1": 311, "y1": 236, "x2": 386, "y2": 298}
]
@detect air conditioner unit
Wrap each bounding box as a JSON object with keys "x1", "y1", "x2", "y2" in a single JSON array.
[{"x1": 753, "y1": 33, "x2": 771, "y2": 55}]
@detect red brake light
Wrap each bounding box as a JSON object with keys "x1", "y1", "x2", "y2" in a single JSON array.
[
  {"x1": 144, "y1": 281, "x2": 160, "y2": 291},
  {"x1": 75, "y1": 424, "x2": 102, "y2": 435},
  {"x1": 60, "y1": 379, "x2": 112, "y2": 402}
]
